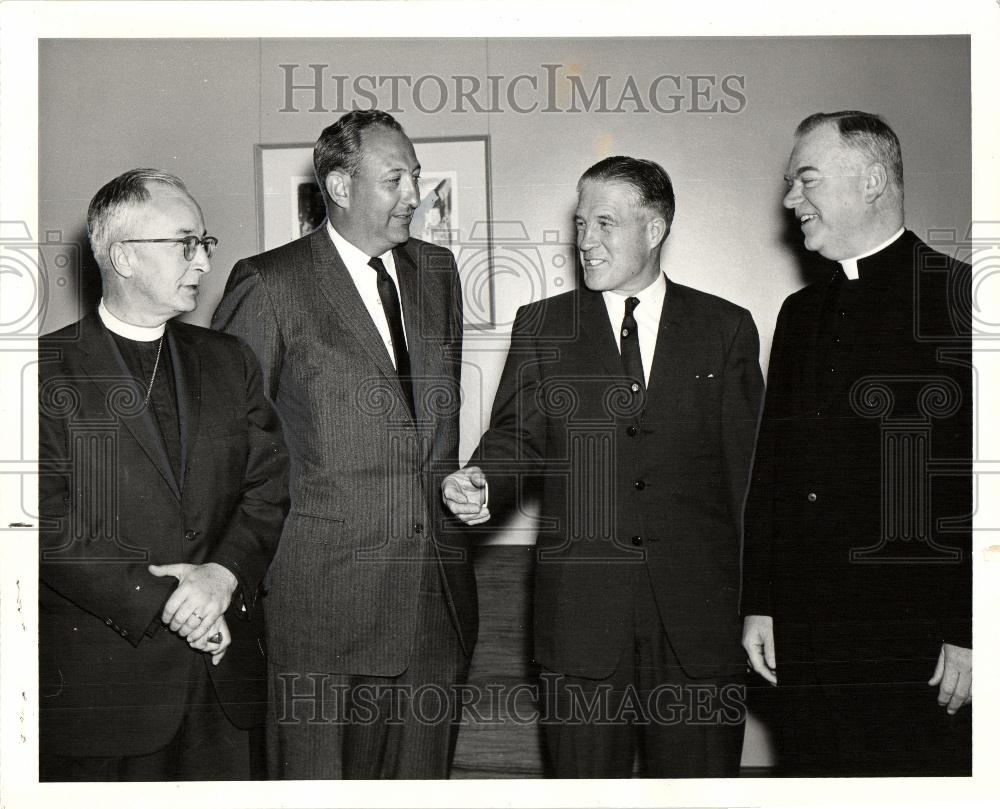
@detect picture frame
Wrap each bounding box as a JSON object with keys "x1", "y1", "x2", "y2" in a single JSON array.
[{"x1": 255, "y1": 135, "x2": 495, "y2": 327}]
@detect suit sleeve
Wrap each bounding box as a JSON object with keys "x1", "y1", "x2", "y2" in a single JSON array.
[
  {"x1": 470, "y1": 304, "x2": 547, "y2": 519},
  {"x1": 38, "y1": 355, "x2": 175, "y2": 645},
  {"x1": 206, "y1": 338, "x2": 290, "y2": 603},
  {"x1": 722, "y1": 308, "x2": 765, "y2": 529},
  {"x1": 740, "y1": 301, "x2": 794, "y2": 618}
]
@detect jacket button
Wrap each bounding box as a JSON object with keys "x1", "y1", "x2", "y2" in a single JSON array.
[
  {"x1": 634, "y1": 480, "x2": 646, "y2": 490},
  {"x1": 413, "y1": 523, "x2": 424, "y2": 534},
  {"x1": 631, "y1": 535, "x2": 643, "y2": 546},
  {"x1": 104, "y1": 618, "x2": 113, "y2": 626},
  {"x1": 807, "y1": 492, "x2": 818, "y2": 502},
  {"x1": 184, "y1": 529, "x2": 199, "y2": 541},
  {"x1": 627, "y1": 425, "x2": 638, "y2": 437},
  {"x1": 630, "y1": 382, "x2": 641, "y2": 393}
]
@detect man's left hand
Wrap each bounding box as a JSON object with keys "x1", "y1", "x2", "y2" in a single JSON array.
[
  {"x1": 928, "y1": 642, "x2": 972, "y2": 715},
  {"x1": 149, "y1": 562, "x2": 238, "y2": 641}
]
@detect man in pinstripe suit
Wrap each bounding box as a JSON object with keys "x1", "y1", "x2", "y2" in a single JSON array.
[{"x1": 213, "y1": 110, "x2": 477, "y2": 779}]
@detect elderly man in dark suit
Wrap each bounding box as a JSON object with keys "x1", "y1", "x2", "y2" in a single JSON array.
[
  {"x1": 38, "y1": 168, "x2": 289, "y2": 781},
  {"x1": 212, "y1": 109, "x2": 477, "y2": 779},
  {"x1": 444, "y1": 156, "x2": 763, "y2": 778},
  {"x1": 741, "y1": 111, "x2": 972, "y2": 776}
]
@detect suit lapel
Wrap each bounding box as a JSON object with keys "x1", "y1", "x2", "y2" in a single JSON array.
[
  {"x1": 578, "y1": 287, "x2": 622, "y2": 380},
  {"x1": 308, "y1": 229, "x2": 410, "y2": 408},
  {"x1": 168, "y1": 325, "x2": 200, "y2": 492},
  {"x1": 644, "y1": 280, "x2": 700, "y2": 409},
  {"x1": 77, "y1": 314, "x2": 181, "y2": 500}
]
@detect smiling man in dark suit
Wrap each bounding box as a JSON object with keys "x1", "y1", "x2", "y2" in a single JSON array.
[
  {"x1": 38, "y1": 168, "x2": 289, "y2": 780},
  {"x1": 443, "y1": 156, "x2": 763, "y2": 777},
  {"x1": 741, "y1": 111, "x2": 972, "y2": 775},
  {"x1": 213, "y1": 110, "x2": 477, "y2": 779}
]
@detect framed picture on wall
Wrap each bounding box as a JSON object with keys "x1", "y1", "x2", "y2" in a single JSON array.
[{"x1": 255, "y1": 135, "x2": 495, "y2": 327}]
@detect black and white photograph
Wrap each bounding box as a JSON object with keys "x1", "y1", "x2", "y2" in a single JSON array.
[{"x1": 0, "y1": 2, "x2": 997, "y2": 808}]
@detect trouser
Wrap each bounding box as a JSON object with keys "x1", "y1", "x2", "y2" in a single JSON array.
[
  {"x1": 265, "y1": 563, "x2": 469, "y2": 779},
  {"x1": 540, "y1": 566, "x2": 746, "y2": 778}
]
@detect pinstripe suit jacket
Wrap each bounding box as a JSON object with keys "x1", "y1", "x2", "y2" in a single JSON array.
[{"x1": 212, "y1": 226, "x2": 477, "y2": 675}]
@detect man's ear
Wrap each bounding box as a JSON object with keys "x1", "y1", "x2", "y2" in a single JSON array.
[
  {"x1": 647, "y1": 215, "x2": 668, "y2": 249},
  {"x1": 108, "y1": 242, "x2": 133, "y2": 279},
  {"x1": 325, "y1": 170, "x2": 351, "y2": 211},
  {"x1": 863, "y1": 162, "x2": 889, "y2": 204}
]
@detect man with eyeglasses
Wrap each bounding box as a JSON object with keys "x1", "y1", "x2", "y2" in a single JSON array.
[{"x1": 38, "y1": 168, "x2": 289, "y2": 780}]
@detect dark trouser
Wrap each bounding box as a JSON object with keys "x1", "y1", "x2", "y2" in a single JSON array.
[
  {"x1": 40, "y1": 662, "x2": 260, "y2": 781},
  {"x1": 265, "y1": 565, "x2": 469, "y2": 779},
  {"x1": 540, "y1": 567, "x2": 746, "y2": 778}
]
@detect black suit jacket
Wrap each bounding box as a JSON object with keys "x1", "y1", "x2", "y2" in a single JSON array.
[
  {"x1": 212, "y1": 228, "x2": 477, "y2": 676},
  {"x1": 38, "y1": 313, "x2": 289, "y2": 757},
  {"x1": 741, "y1": 230, "x2": 972, "y2": 684},
  {"x1": 475, "y1": 279, "x2": 763, "y2": 679}
]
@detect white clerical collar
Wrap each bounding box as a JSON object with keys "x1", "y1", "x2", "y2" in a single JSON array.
[
  {"x1": 326, "y1": 220, "x2": 393, "y2": 268},
  {"x1": 98, "y1": 299, "x2": 165, "y2": 341},
  {"x1": 838, "y1": 228, "x2": 905, "y2": 280}
]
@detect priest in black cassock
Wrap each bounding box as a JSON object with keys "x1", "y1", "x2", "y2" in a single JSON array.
[
  {"x1": 38, "y1": 169, "x2": 288, "y2": 780},
  {"x1": 741, "y1": 111, "x2": 972, "y2": 776}
]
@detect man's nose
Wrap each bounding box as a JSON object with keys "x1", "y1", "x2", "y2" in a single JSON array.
[
  {"x1": 578, "y1": 224, "x2": 597, "y2": 250},
  {"x1": 401, "y1": 175, "x2": 419, "y2": 208},
  {"x1": 782, "y1": 183, "x2": 801, "y2": 209},
  {"x1": 192, "y1": 244, "x2": 212, "y2": 274}
]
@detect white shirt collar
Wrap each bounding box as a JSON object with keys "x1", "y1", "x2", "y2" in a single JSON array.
[
  {"x1": 98, "y1": 299, "x2": 165, "y2": 341},
  {"x1": 326, "y1": 220, "x2": 394, "y2": 270},
  {"x1": 838, "y1": 227, "x2": 905, "y2": 280},
  {"x1": 601, "y1": 271, "x2": 667, "y2": 311}
]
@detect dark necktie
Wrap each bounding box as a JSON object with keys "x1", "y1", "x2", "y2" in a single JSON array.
[
  {"x1": 368, "y1": 256, "x2": 415, "y2": 418},
  {"x1": 620, "y1": 296, "x2": 645, "y2": 398}
]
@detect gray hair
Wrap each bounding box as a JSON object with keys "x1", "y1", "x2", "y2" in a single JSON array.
[
  {"x1": 795, "y1": 110, "x2": 903, "y2": 190},
  {"x1": 87, "y1": 168, "x2": 190, "y2": 273}
]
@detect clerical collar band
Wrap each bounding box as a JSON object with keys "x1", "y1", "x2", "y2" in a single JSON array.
[
  {"x1": 98, "y1": 299, "x2": 166, "y2": 341},
  {"x1": 838, "y1": 228, "x2": 905, "y2": 281}
]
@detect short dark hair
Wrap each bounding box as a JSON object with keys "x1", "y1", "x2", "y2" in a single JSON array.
[
  {"x1": 795, "y1": 110, "x2": 903, "y2": 188},
  {"x1": 87, "y1": 168, "x2": 191, "y2": 273},
  {"x1": 578, "y1": 156, "x2": 676, "y2": 235},
  {"x1": 313, "y1": 109, "x2": 406, "y2": 196}
]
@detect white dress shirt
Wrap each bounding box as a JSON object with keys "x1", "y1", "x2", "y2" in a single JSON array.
[
  {"x1": 326, "y1": 221, "x2": 408, "y2": 367},
  {"x1": 601, "y1": 272, "x2": 667, "y2": 386}
]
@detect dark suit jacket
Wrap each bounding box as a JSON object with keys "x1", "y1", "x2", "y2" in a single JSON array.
[
  {"x1": 212, "y1": 227, "x2": 477, "y2": 676},
  {"x1": 474, "y1": 279, "x2": 763, "y2": 679},
  {"x1": 38, "y1": 313, "x2": 289, "y2": 758},
  {"x1": 741, "y1": 230, "x2": 972, "y2": 685}
]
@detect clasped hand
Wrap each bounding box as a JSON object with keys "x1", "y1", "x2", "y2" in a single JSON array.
[{"x1": 149, "y1": 561, "x2": 238, "y2": 665}]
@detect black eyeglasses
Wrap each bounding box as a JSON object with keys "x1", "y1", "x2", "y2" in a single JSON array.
[{"x1": 118, "y1": 235, "x2": 218, "y2": 261}]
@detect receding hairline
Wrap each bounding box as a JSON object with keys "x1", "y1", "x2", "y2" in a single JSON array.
[{"x1": 576, "y1": 176, "x2": 662, "y2": 219}]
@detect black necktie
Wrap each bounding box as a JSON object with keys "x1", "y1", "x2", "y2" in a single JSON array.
[
  {"x1": 620, "y1": 296, "x2": 645, "y2": 398},
  {"x1": 368, "y1": 256, "x2": 415, "y2": 417}
]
